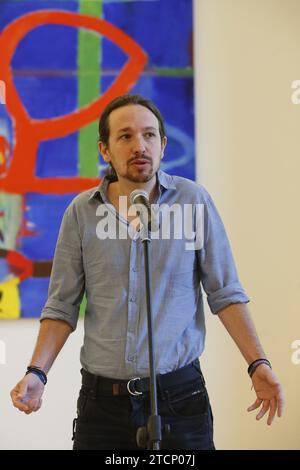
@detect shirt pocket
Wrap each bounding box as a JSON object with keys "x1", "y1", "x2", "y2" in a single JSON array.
[{"x1": 166, "y1": 269, "x2": 198, "y2": 297}]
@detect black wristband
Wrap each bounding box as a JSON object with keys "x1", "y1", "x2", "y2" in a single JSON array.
[
  {"x1": 26, "y1": 366, "x2": 47, "y2": 385},
  {"x1": 247, "y1": 358, "x2": 272, "y2": 378}
]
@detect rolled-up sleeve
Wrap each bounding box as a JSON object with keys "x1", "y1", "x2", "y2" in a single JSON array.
[
  {"x1": 198, "y1": 189, "x2": 250, "y2": 314},
  {"x1": 40, "y1": 202, "x2": 85, "y2": 331}
]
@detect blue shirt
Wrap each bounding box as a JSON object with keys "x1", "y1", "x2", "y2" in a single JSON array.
[{"x1": 40, "y1": 170, "x2": 249, "y2": 379}]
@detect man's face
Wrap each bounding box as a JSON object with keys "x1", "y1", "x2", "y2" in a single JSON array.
[{"x1": 99, "y1": 104, "x2": 167, "y2": 184}]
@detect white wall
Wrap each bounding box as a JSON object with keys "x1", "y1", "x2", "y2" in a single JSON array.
[
  {"x1": 0, "y1": 320, "x2": 84, "y2": 450},
  {"x1": 1, "y1": 0, "x2": 300, "y2": 450},
  {"x1": 195, "y1": 0, "x2": 300, "y2": 450}
]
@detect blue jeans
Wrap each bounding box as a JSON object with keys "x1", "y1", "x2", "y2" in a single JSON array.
[{"x1": 72, "y1": 364, "x2": 215, "y2": 450}]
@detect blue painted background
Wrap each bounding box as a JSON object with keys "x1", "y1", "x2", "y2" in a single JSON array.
[{"x1": 0, "y1": 0, "x2": 194, "y2": 318}]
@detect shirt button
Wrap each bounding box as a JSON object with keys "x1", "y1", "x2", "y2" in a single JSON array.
[{"x1": 129, "y1": 297, "x2": 135, "y2": 302}]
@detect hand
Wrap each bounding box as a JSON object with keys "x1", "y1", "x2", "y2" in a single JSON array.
[
  {"x1": 247, "y1": 364, "x2": 284, "y2": 425},
  {"x1": 10, "y1": 373, "x2": 45, "y2": 415}
]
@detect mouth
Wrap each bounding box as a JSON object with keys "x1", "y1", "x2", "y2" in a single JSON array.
[{"x1": 130, "y1": 159, "x2": 151, "y2": 168}]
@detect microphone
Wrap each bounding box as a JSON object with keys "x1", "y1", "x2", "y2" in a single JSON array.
[{"x1": 129, "y1": 189, "x2": 159, "y2": 232}]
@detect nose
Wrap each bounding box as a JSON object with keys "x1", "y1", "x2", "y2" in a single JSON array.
[{"x1": 132, "y1": 135, "x2": 146, "y2": 155}]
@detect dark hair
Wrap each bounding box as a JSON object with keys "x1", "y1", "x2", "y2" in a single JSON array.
[{"x1": 98, "y1": 94, "x2": 166, "y2": 146}]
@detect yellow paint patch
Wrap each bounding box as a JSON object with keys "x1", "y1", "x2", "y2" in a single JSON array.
[{"x1": 0, "y1": 277, "x2": 21, "y2": 319}]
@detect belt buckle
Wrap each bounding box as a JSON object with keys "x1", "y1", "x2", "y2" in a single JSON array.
[{"x1": 127, "y1": 377, "x2": 142, "y2": 396}]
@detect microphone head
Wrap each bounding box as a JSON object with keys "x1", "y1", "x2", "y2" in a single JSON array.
[
  {"x1": 129, "y1": 188, "x2": 159, "y2": 232},
  {"x1": 129, "y1": 189, "x2": 149, "y2": 206}
]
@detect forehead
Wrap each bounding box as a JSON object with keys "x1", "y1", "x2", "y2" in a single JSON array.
[{"x1": 108, "y1": 104, "x2": 159, "y2": 132}]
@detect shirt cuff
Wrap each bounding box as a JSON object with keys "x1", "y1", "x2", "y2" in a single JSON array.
[
  {"x1": 40, "y1": 298, "x2": 80, "y2": 331},
  {"x1": 207, "y1": 282, "x2": 250, "y2": 314}
]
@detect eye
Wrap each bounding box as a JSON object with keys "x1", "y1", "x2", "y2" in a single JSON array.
[
  {"x1": 119, "y1": 133, "x2": 131, "y2": 140},
  {"x1": 144, "y1": 132, "x2": 156, "y2": 139}
]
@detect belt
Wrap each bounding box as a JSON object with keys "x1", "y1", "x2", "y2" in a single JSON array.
[{"x1": 81, "y1": 359, "x2": 203, "y2": 397}]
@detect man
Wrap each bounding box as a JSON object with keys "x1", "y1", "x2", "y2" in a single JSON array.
[{"x1": 10, "y1": 94, "x2": 284, "y2": 450}]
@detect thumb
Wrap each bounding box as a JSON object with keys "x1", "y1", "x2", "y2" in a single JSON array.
[{"x1": 17, "y1": 381, "x2": 28, "y2": 400}]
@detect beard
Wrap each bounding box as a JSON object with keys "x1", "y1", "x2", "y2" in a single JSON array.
[
  {"x1": 124, "y1": 163, "x2": 155, "y2": 183},
  {"x1": 111, "y1": 155, "x2": 161, "y2": 183},
  {"x1": 107, "y1": 147, "x2": 163, "y2": 183}
]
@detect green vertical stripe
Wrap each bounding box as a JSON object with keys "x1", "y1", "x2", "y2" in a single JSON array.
[
  {"x1": 78, "y1": 0, "x2": 102, "y2": 177},
  {"x1": 78, "y1": 1, "x2": 102, "y2": 317}
]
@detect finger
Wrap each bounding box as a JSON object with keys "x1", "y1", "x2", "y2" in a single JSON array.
[
  {"x1": 11, "y1": 395, "x2": 29, "y2": 412},
  {"x1": 267, "y1": 398, "x2": 276, "y2": 426},
  {"x1": 10, "y1": 389, "x2": 17, "y2": 400},
  {"x1": 16, "y1": 382, "x2": 28, "y2": 402},
  {"x1": 277, "y1": 390, "x2": 285, "y2": 417},
  {"x1": 10, "y1": 389, "x2": 30, "y2": 412},
  {"x1": 13, "y1": 399, "x2": 30, "y2": 412},
  {"x1": 10, "y1": 389, "x2": 23, "y2": 404},
  {"x1": 256, "y1": 400, "x2": 270, "y2": 421},
  {"x1": 15, "y1": 403, "x2": 30, "y2": 413},
  {"x1": 28, "y1": 399, "x2": 41, "y2": 412},
  {"x1": 247, "y1": 398, "x2": 262, "y2": 412}
]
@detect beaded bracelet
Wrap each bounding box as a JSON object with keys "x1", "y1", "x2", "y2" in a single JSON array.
[
  {"x1": 247, "y1": 358, "x2": 272, "y2": 378},
  {"x1": 26, "y1": 365, "x2": 47, "y2": 385}
]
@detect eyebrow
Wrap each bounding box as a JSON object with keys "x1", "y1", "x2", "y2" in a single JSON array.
[{"x1": 116, "y1": 126, "x2": 158, "y2": 134}]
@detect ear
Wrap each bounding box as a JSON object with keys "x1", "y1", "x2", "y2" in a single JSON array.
[
  {"x1": 161, "y1": 136, "x2": 167, "y2": 159},
  {"x1": 98, "y1": 141, "x2": 110, "y2": 163}
]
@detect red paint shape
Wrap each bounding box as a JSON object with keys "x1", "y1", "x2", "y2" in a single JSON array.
[
  {"x1": 0, "y1": 10, "x2": 148, "y2": 194},
  {"x1": 0, "y1": 136, "x2": 10, "y2": 176},
  {"x1": 6, "y1": 250, "x2": 33, "y2": 281}
]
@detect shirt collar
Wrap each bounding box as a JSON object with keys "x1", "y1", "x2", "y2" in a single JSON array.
[
  {"x1": 157, "y1": 169, "x2": 176, "y2": 190},
  {"x1": 88, "y1": 169, "x2": 176, "y2": 202},
  {"x1": 88, "y1": 173, "x2": 116, "y2": 202}
]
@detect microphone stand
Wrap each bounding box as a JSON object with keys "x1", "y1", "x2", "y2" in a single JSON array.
[{"x1": 136, "y1": 218, "x2": 162, "y2": 450}]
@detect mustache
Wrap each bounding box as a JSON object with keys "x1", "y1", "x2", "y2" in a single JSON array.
[{"x1": 128, "y1": 155, "x2": 152, "y2": 164}]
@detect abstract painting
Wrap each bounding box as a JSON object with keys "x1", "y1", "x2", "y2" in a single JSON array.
[{"x1": 0, "y1": 0, "x2": 194, "y2": 319}]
